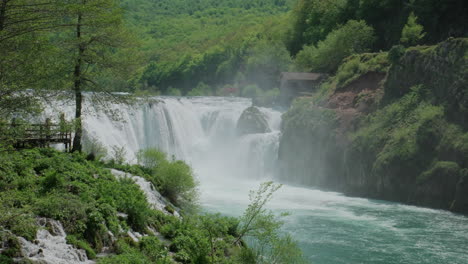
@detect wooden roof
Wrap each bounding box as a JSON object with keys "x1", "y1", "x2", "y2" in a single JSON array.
[{"x1": 281, "y1": 72, "x2": 323, "y2": 81}]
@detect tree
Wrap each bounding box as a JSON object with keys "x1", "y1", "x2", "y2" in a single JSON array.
[
  {"x1": 400, "y1": 12, "x2": 425, "y2": 46},
  {"x1": 57, "y1": 0, "x2": 138, "y2": 152},
  {"x1": 287, "y1": 0, "x2": 348, "y2": 55},
  {"x1": 295, "y1": 20, "x2": 375, "y2": 73},
  {"x1": 235, "y1": 182, "x2": 306, "y2": 264},
  {"x1": 0, "y1": 0, "x2": 62, "y2": 118}
]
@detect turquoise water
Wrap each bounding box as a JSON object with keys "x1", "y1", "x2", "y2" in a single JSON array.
[{"x1": 199, "y1": 177, "x2": 468, "y2": 264}]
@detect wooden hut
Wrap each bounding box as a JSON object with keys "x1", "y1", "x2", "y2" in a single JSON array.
[{"x1": 279, "y1": 72, "x2": 325, "y2": 106}]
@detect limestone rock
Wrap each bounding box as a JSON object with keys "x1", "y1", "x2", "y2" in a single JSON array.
[{"x1": 236, "y1": 106, "x2": 271, "y2": 135}]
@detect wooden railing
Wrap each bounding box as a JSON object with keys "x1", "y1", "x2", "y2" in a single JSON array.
[{"x1": 0, "y1": 114, "x2": 73, "y2": 151}]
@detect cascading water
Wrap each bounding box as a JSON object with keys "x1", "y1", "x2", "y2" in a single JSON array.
[{"x1": 45, "y1": 96, "x2": 468, "y2": 264}]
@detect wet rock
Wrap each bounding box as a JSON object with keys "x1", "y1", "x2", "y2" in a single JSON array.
[
  {"x1": 18, "y1": 218, "x2": 94, "y2": 264},
  {"x1": 236, "y1": 106, "x2": 271, "y2": 135},
  {"x1": 110, "y1": 169, "x2": 180, "y2": 217}
]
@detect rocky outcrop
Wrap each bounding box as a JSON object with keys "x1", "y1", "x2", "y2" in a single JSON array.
[
  {"x1": 19, "y1": 218, "x2": 93, "y2": 264},
  {"x1": 236, "y1": 106, "x2": 271, "y2": 135},
  {"x1": 110, "y1": 169, "x2": 180, "y2": 217},
  {"x1": 278, "y1": 38, "x2": 468, "y2": 214}
]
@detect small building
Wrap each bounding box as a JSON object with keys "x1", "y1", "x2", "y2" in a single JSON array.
[{"x1": 279, "y1": 72, "x2": 326, "y2": 106}]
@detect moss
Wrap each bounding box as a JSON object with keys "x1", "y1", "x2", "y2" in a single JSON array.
[
  {"x1": 384, "y1": 38, "x2": 468, "y2": 128},
  {"x1": 0, "y1": 255, "x2": 14, "y2": 264},
  {"x1": 418, "y1": 161, "x2": 461, "y2": 183},
  {"x1": 352, "y1": 86, "x2": 445, "y2": 178},
  {"x1": 66, "y1": 235, "x2": 97, "y2": 259},
  {"x1": 0, "y1": 233, "x2": 21, "y2": 258},
  {"x1": 307, "y1": 51, "x2": 390, "y2": 106},
  {"x1": 164, "y1": 205, "x2": 175, "y2": 214}
]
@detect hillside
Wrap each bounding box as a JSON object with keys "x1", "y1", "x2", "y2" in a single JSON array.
[{"x1": 120, "y1": 0, "x2": 294, "y2": 95}]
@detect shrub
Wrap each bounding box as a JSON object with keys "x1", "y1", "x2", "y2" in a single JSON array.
[
  {"x1": 166, "y1": 87, "x2": 182, "y2": 96},
  {"x1": 136, "y1": 149, "x2": 168, "y2": 171},
  {"x1": 418, "y1": 161, "x2": 461, "y2": 183},
  {"x1": 187, "y1": 82, "x2": 212, "y2": 96},
  {"x1": 137, "y1": 148, "x2": 198, "y2": 207},
  {"x1": 400, "y1": 12, "x2": 426, "y2": 46},
  {"x1": 82, "y1": 135, "x2": 108, "y2": 161},
  {"x1": 388, "y1": 45, "x2": 406, "y2": 65},
  {"x1": 34, "y1": 193, "x2": 89, "y2": 234},
  {"x1": 66, "y1": 235, "x2": 97, "y2": 259},
  {"x1": 241, "y1": 84, "x2": 262, "y2": 99},
  {"x1": 139, "y1": 236, "x2": 169, "y2": 262},
  {"x1": 295, "y1": 20, "x2": 376, "y2": 73},
  {"x1": 156, "y1": 160, "x2": 198, "y2": 207},
  {"x1": 111, "y1": 145, "x2": 127, "y2": 165}
]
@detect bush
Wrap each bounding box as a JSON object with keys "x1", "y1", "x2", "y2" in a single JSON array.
[
  {"x1": 295, "y1": 20, "x2": 376, "y2": 73},
  {"x1": 241, "y1": 84, "x2": 262, "y2": 99},
  {"x1": 157, "y1": 160, "x2": 198, "y2": 207},
  {"x1": 137, "y1": 148, "x2": 198, "y2": 207},
  {"x1": 139, "y1": 236, "x2": 169, "y2": 262},
  {"x1": 82, "y1": 135, "x2": 108, "y2": 161},
  {"x1": 187, "y1": 82, "x2": 212, "y2": 96},
  {"x1": 400, "y1": 12, "x2": 426, "y2": 46},
  {"x1": 166, "y1": 87, "x2": 182, "y2": 96},
  {"x1": 136, "y1": 148, "x2": 167, "y2": 172},
  {"x1": 66, "y1": 235, "x2": 97, "y2": 259},
  {"x1": 34, "y1": 193, "x2": 89, "y2": 234},
  {"x1": 388, "y1": 45, "x2": 406, "y2": 65}
]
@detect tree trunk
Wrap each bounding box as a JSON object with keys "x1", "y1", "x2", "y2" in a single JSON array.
[
  {"x1": 0, "y1": 0, "x2": 8, "y2": 31},
  {"x1": 71, "y1": 13, "x2": 84, "y2": 152}
]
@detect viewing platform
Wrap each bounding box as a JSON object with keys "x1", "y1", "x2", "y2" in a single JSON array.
[{"x1": 0, "y1": 114, "x2": 73, "y2": 151}]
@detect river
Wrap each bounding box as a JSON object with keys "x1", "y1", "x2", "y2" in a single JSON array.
[{"x1": 49, "y1": 96, "x2": 468, "y2": 263}]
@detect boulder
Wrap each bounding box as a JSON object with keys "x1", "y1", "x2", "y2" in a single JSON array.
[{"x1": 236, "y1": 106, "x2": 271, "y2": 135}]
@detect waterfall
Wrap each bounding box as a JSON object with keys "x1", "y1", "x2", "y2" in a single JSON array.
[
  {"x1": 18, "y1": 218, "x2": 93, "y2": 264},
  {"x1": 45, "y1": 96, "x2": 283, "y2": 181}
]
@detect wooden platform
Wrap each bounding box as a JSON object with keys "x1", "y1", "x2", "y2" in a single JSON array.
[{"x1": 1, "y1": 117, "x2": 72, "y2": 151}]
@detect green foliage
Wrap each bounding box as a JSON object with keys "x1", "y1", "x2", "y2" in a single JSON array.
[
  {"x1": 254, "y1": 88, "x2": 280, "y2": 107},
  {"x1": 83, "y1": 136, "x2": 108, "y2": 161},
  {"x1": 351, "y1": 86, "x2": 450, "y2": 180},
  {"x1": 245, "y1": 40, "x2": 292, "y2": 89},
  {"x1": 167, "y1": 87, "x2": 182, "y2": 96},
  {"x1": 288, "y1": 0, "x2": 348, "y2": 54},
  {"x1": 418, "y1": 161, "x2": 461, "y2": 183},
  {"x1": 0, "y1": 232, "x2": 21, "y2": 258},
  {"x1": 295, "y1": 20, "x2": 376, "y2": 73},
  {"x1": 235, "y1": 182, "x2": 306, "y2": 264},
  {"x1": 111, "y1": 145, "x2": 128, "y2": 165},
  {"x1": 66, "y1": 235, "x2": 97, "y2": 259},
  {"x1": 400, "y1": 12, "x2": 426, "y2": 46},
  {"x1": 0, "y1": 255, "x2": 14, "y2": 264},
  {"x1": 137, "y1": 148, "x2": 198, "y2": 208},
  {"x1": 388, "y1": 45, "x2": 406, "y2": 65},
  {"x1": 289, "y1": 0, "x2": 468, "y2": 53},
  {"x1": 0, "y1": 148, "x2": 307, "y2": 263},
  {"x1": 241, "y1": 85, "x2": 262, "y2": 99},
  {"x1": 333, "y1": 52, "x2": 390, "y2": 90},
  {"x1": 187, "y1": 82, "x2": 213, "y2": 97}
]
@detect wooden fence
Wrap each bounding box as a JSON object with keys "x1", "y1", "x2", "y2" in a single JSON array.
[{"x1": 0, "y1": 114, "x2": 73, "y2": 151}]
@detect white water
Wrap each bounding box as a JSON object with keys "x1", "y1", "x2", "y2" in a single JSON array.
[
  {"x1": 44, "y1": 96, "x2": 468, "y2": 263},
  {"x1": 19, "y1": 218, "x2": 93, "y2": 264}
]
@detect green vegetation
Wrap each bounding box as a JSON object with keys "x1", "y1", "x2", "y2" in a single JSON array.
[
  {"x1": 137, "y1": 149, "x2": 198, "y2": 208},
  {"x1": 0, "y1": 147, "x2": 303, "y2": 263},
  {"x1": 280, "y1": 36, "x2": 468, "y2": 211},
  {"x1": 295, "y1": 20, "x2": 375, "y2": 73},
  {"x1": 400, "y1": 12, "x2": 426, "y2": 46},
  {"x1": 288, "y1": 0, "x2": 468, "y2": 54}
]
